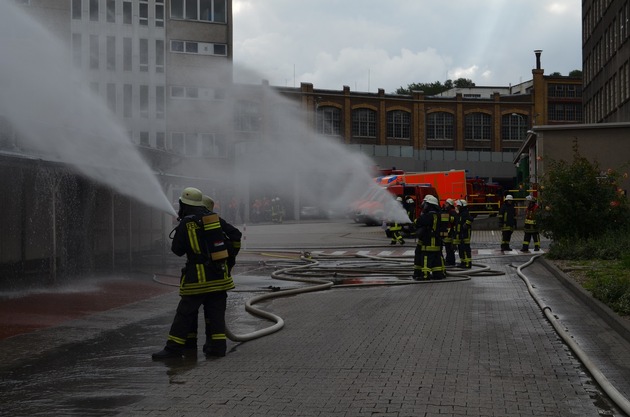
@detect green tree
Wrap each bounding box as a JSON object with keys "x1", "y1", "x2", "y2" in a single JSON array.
[
  {"x1": 569, "y1": 69, "x2": 583, "y2": 77},
  {"x1": 394, "y1": 78, "x2": 475, "y2": 96},
  {"x1": 537, "y1": 140, "x2": 629, "y2": 241}
]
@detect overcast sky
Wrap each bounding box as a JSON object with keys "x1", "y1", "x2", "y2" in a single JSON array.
[{"x1": 232, "y1": 0, "x2": 582, "y2": 93}]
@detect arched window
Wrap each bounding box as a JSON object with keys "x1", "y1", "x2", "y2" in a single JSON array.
[
  {"x1": 316, "y1": 106, "x2": 341, "y2": 136},
  {"x1": 352, "y1": 108, "x2": 376, "y2": 138},
  {"x1": 464, "y1": 112, "x2": 492, "y2": 140},
  {"x1": 502, "y1": 113, "x2": 528, "y2": 141},
  {"x1": 426, "y1": 112, "x2": 454, "y2": 140},
  {"x1": 386, "y1": 110, "x2": 410, "y2": 139}
]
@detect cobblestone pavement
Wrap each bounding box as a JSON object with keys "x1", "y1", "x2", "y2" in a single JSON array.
[{"x1": 0, "y1": 221, "x2": 629, "y2": 417}]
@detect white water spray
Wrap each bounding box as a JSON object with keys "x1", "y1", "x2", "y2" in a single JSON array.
[
  {"x1": 176, "y1": 65, "x2": 412, "y2": 224},
  {"x1": 0, "y1": 2, "x2": 175, "y2": 216}
]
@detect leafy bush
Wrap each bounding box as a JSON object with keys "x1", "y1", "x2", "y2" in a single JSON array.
[{"x1": 537, "y1": 140, "x2": 629, "y2": 241}]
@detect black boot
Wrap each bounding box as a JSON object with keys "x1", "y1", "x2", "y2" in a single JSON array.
[
  {"x1": 203, "y1": 340, "x2": 227, "y2": 358},
  {"x1": 152, "y1": 347, "x2": 183, "y2": 360}
]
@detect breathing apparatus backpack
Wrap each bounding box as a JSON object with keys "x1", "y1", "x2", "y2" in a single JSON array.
[{"x1": 200, "y1": 213, "x2": 229, "y2": 262}]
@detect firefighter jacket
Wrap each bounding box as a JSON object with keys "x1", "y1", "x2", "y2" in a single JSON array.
[
  {"x1": 171, "y1": 206, "x2": 235, "y2": 296},
  {"x1": 498, "y1": 202, "x2": 516, "y2": 231},
  {"x1": 440, "y1": 206, "x2": 457, "y2": 243},
  {"x1": 456, "y1": 207, "x2": 473, "y2": 243},
  {"x1": 414, "y1": 205, "x2": 442, "y2": 251},
  {"x1": 524, "y1": 202, "x2": 539, "y2": 231}
]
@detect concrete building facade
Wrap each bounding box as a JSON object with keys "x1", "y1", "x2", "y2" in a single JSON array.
[{"x1": 582, "y1": 0, "x2": 630, "y2": 123}]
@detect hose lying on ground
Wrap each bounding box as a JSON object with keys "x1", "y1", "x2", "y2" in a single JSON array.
[{"x1": 517, "y1": 254, "x2": 630, "y2": 416}]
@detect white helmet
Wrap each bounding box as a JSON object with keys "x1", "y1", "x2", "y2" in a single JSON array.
[
  {"x1": 202, "y1": 195, "x2": 215, "y2": 211},
  {"x1": 446, "y1": 198, "x2": 454, "y2": 206},
  {"x1": 423, "y1": 195, "x2": 439, "y2": 206},
  {"x1": 180, "y1": 187, "x2": 204, "y2": 207},
  {"x1": 525, "y1": 195, "x2": 535, "y2": 201},
  {"x1": 396, "y1": 196, "x2": 403, "y2": 202},
  {"x1": 505, "y1": 194, "x2": 514, "y2": 201},
  {"x1": 456, "y1": 199, "x2": 467, "y2": 207},
  {"x1": 406, "y1": 198, "x2": 414, "y2": 204}
]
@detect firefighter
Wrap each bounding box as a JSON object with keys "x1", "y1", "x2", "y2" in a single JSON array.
[
  {"x1": 271, "y1": 197, "x2": 285, "y2": 223},
  {"x1": 441, "y1": 198, "x2": 458, "y2": 266},
  {"x1": 152, "y1": 187, "x2": 237, "y2": 360},
  {"x1": 181, "y1": 194, "x2": 242, "y2": 354},
  {"x1": 499, "y1": 194, "x2": 517, "y2": 251},
  {"x1": 521, "y1": 195, "x2": 540, "y2": 252},
  {"x1": 404, "y1": 196, "x2": 417, "y2": 223},
  {"x1": 413, "y1": 195, "x2": 445, "y2": 280},
  {"x1": 386, "y1": 197, "x2": 405, "y2": 245},
  {"x1": 455, "y1": 199, "x2": 473, "y2": 268}
]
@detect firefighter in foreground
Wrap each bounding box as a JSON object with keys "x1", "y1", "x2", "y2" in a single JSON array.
[
  {"x1": 521, "y1": 195, "x2": 540, "y2": 252},
  {"x1": 181, "y1": 194, "x2": 242, "y2": 355},
  {"x1": 455, "y1": 199, "x2": 473, "y2": 268},
  {"x1": 413, "y1": 195, "x2": 445, "y2": 280},
  {"x1": 152, "y1": 187, "x2": 238, "y2": 360},
  {"x1": 499, "y1": 194, "x2": 517, "y2": 251}
]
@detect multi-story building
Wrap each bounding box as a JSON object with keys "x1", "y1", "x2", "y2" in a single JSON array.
[
  {"x1": 516, "y1": 1, "x2": 630, "y2": 194},
  {"x1": 272, "y1": 50, "x2": 582, "y2": 187},
  {"x1": 582, "y1": 0, "x2": 630, "y2": 123}
]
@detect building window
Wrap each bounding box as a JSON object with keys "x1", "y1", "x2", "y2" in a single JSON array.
[
  {"x1": 548, "y1": 83, "x2": 583, "y2": 98},
  {"x1": 89, "y1": 0, "x2": 99, "y2": 21},
  {"x1": 170, "y1": 40, "x2": 228, "y2": 57},
  {"x1": 72, "y1": 33, "x2": 82, "y2": 67},
  {"x1": 72, "y1": 0, "x2": 82, "y2": 19},
  {"x1": 548, "y1": 104, "x2": 583, "y2": 122},
  {"x1": 170, "y1": 132, "x2": 185, "y2": 154},
  {"x1": 386, "y1": 110, "x2": 410, "y2": 139},
  {"x1": 156, "y1": 2, "x2": 165, "y2": 27},
  {"x1": 139, "y1": 39, "x2": 149, "y2": 72},
  {"x1": 106, "y1": 0, "x2": 115, "y2": 22},
  {"x1": 156, "y1": 131, "x2": 165, "y2": 150},
  {"x1": 140, "y1": 85, "x2": 149, "y2": 118},
  {"x1": 89, "y1": 34, "x2": 99, "y2": 70},
  {"x1": 501, "y1": 113, "x2": 528, "y2": 141},
  {"x1": 156, "y1": 40, "x2": 164, "y2": 73},
  {"x1": 123, "y1": 84, "x2": 132, "y2": 118},
  {"x1": 171, "y1": 0, "x2": 227, "y2": 23},
  {"x1": 123, "y1": 37, "x2": 132, "y2": 71},
  {"x1": 106, "y1": 36, "x2": 116, "y2": 70},
  {"x1": 139, "y1": 1, "x2": 148, "y2": 26},
  {"x1": 107, "y1": 83, "x2": 116, "y2": 113},
  {"x1": 352, "y1": 109, "x2": 376, "y2": 138},
  {"x1": 156, "y1": 86, "x2": 165, "y2": 119},
  {"x1": 427, "y1": 112, "x2": 454, "y2": 140},
  {"x1": 235, "y1": 101, "x2": 261, "y2": 132},
  {"x1": 140, "y1": 132, "x2": 150, "y2": 147},
  {"x1": 201, "y1": 133, "x2": 227, "y2": 157},
  {"x1": 464, "y1": 113, "x2": 492, "y2": 140},
  {"x1": 123, "y1": 1, "x2": 132, "y2": 24},
  {"x1": 185, "y1": 133, "x2": 199, "y2": 156},
  {"x1": 316, "y1": 106, "x2": 341, "y2": 136}
]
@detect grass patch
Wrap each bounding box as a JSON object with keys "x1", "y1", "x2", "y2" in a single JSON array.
[{"x1": 555, "y1": 256, "x2": 630, "y2": 317}]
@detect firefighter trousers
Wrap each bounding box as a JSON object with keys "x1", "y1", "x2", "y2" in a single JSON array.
[
  {"x1": 413, "y1": 246, "x2": 445, "y2": 280},
  {"x1": 166, "y1": 292, "x2": 228, "y2": 352}
]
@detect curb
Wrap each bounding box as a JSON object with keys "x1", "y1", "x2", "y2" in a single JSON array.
[{"x1": 539, "y1": 257, "x2": 630, "y2": 344}]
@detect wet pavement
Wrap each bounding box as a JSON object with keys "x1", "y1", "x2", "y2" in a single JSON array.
[{"x1": 1, "y1": 220, "x2": 629, "y2": 417}]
